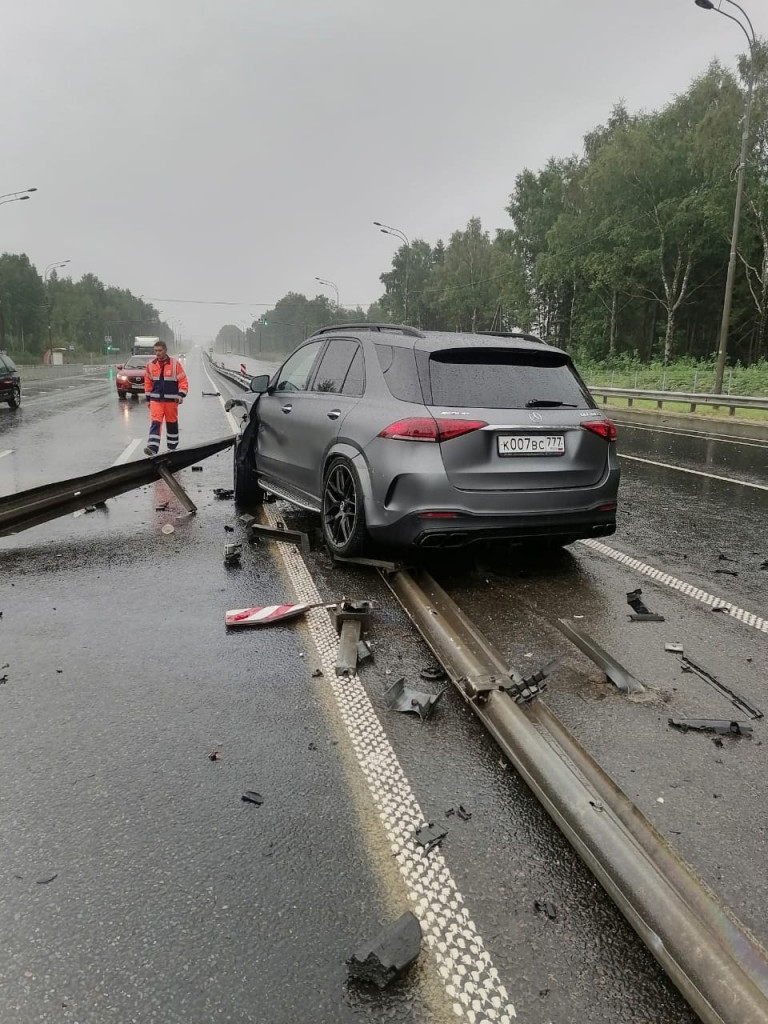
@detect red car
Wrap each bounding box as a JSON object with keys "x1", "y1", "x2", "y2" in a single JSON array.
[{"x1": 116, "y1": 356, "x2": 152, "y2": 400}]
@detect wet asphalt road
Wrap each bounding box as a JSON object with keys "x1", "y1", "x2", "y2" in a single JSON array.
[{"x1": 1, "y1": 351, "x2": 767, "y2": 1024}]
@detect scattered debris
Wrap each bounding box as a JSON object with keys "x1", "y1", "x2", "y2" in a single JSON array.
[
  {"x1": 191, "y1": 466, "x2": 203, "y2": 472},
  {"x1": 714, "y1": 569, "x2": 739, "y2": 577},
  {"x1": 456, "y1": 804, "x2": 472, "y2": 821},
  {"x1": 384, "y1": 677, "x2": 445, "y2": 720},
  {"x1": 0, "y1": 674, "x2": 8, "y2": 685},
  {"x1": 36, "y1": 873, "x2": 58, "y2": 885},
  {"x1": 241, "y1": 790, "x2": 264, "y2": 806},
  {"x1": 669, "y1": 718, "x2": 752, "y2": 737},
  {"x1": 223, "y1": 543, "x2": 242, "y2": 566},
  {"x1": 333, "y1": 554, "x2": 403, "y2": 572},
  {"x1": 534, "y1": 900, "x2": 558, "y2": 921},
  {"x1": 718, "y1": 552, "x2": 736, "y2": 563},
  {"x1": 420, "y1": 666, "x2": 446, "y2": 682},
  {"x1": 665, "y1": 643, "x2": 685, "y2": 654},
  {"x1": 556, "y1": 620, "x2": 644, "y2": 693},
  {"x1": 202, "y1": 391, "x2": 221, "y2": 397},
  {"x1": 224, "y1": 524, "x2": 234, "y2": 533},
  {"x1": 506, "y1": 659, "x2": 560, "y2": 704},
  {"x1": 225, "y1": 602, "x2": 322, "y2": 627},
  {"x1": 356, "y1": 639, "x2": 373, "y2": 665},
  {"x1": 308, "y1": 741, "x2": 317, "y2": 751},
  {"x1": 657, "y1": 797, "x2": 665, "y2": 804},
  {"x1": 239, "y1": 514, "x2": 311, "y2": 557},
  {"x1": 415, "y1": 822, "x2": 448, "y2": 854},
  {"x1": 626, "y1": 588, "x2": 665, "y2": 622},
  {"x1": 161, "y1": 523, "x2": 175, "y2": 535},
  {"x1": 346, "y1": 911, "x2": 422, "y2": 989},
  {"x1": 155, "y1": 502, "x2": 169, "y2": 511},
  {"x1": 311, "y1": 669, "x2": 323, "y2": 678},
  {"x1": 760, "y1": 560, "x2": 768, "y2": 571},
  {"x1": 712, "y1": 605, "x2": 729, "y2": 614},
  {"x1": 331, "y1": 600, "x2": 373, "y2": 677},
  {"x1": 680, "y1": 654, "x2": 762, "y2": 720},
  {"x1": 213, "y1": 488, "x2": 235, "y2": 500},
  {"x1": 208, "y1": 751, "x2": 221, "y2": 761},
  {"x1": 83, "y1": 505, "x2": 97, "y2": 514}
]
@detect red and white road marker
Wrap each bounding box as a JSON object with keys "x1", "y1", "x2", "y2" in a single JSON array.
[{"x1": 225, "y1": 603, "x2": 320, "y2": 627}]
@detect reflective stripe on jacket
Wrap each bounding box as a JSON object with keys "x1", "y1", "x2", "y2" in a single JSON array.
[{"x1": 144, "y1": 357, "x2": 189, "y2": 402}]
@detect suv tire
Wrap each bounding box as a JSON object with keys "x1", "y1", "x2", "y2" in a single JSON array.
[
  {"x1": 321, "y1": 457, "x2": 368, "y2": 558},
  {"x1": 233, "y1": 440, "x2": 263, "y2": 506}
]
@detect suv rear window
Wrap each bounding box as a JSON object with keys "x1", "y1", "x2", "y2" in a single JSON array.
[{"x1": 428, "y1": 349, "x2": 593, "y2": 410}]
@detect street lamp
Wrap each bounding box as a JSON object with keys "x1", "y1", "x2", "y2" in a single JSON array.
[
  {"x1": 694, "y1": 0, "x2": 757, "y2": 393},
  {"x1": 315, "y1": 276, "x2": 340, "y2": 313},
  {"x1": 0, "y1": 187, "x2": 37, "y2": 207},
  {"x1": 44, "y1": 260, "x2": 71, "y2": 361},
  {"x1": 373, "y1": 221, "x2": 410, "y2": 323}
]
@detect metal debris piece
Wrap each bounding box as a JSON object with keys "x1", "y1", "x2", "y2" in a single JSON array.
[
  {"x1": 224, "y1": 524, "x2": 234, "y2": 533},
  {"x1": 626, "y1": 588, "x2": 665, "y2": 622},
  {"x1": 202, "y1": 390, "x2": 221, "y2": 397},
  {"x1": 239, "y1": 514, "x2": 310, "y2": 557},
  {"x1": 155, "y1": 501, "x2": 169, "y2": 511},
  {"x1": 669, "y1": 718, "x2": 753, "y2": 737},
  {"x1": 679, "y1": 655, "x2": 762, "y2": 719},
  {"x1": 334, "y1": 554, "x2": 403, "y2": 572},
  {"x1": 556, "y1": 620, "x2": 644, "y2": 693},
  {"x1": 415, "y1": 822, "x2": 448, "y2": 854},
  {"x1": 714, "y1": 569, "x2": 739, "y2": 577},
  {"x1": 534, "y1": 900, "x2": 558, "y2": 920},
  {"x1": 718, "y1": 552, "x2": 736, "y2": 562},
  {"x1": 223, "y1": 543, "x2": 242, "y2": 565},
  {"x1": 456, "y1": 804, "x2": 472, "y2": 821},
  {"x1": 311, "y1": 669, "x2": 323, "y2": 678},
  {"x1": 0, "y1": 674, "x2": 8, "y2": 685},
  {"x1": 241, "y1": 791, "x2": 264, "y2": 806},
  {"x1": 191, "y1": 466, "x2": 203, "y2": 472},
  {"x1": 420, "y1": 666, "x2": 446, "y2": 682},
  {"x1": 665, "y1": 643, "x2": 685, "y2": 654},
  {"x1": 346, "y1": 911, "x2": 422, "y2": 989},
  {"x1": 384, "y1": 677, "x2": 445, "y2": 720},
  {"x1": 356, "y1": 639, "x2": 373, "y2": 665},
  {"x1": 36, "y1": 873, "x2": 58, "y2": 885},
  {"x1": 225, "y1": 602, "x2": 320, "y2": 627},
  {"x1": 213, "y1": 488, "x2": 235, "y2": 500},
  {"x1": 208, "y1": 751, "x2": 221, "y2": 761},
  {"x1": 712, "y1": 605, "x2": 729, "y2": 613},
  {"x1": 331, "y1": 600, "x2": 373, "y2": 677},
  {"x1": 505, "y1": 658, "x2": 560, "y2": 704}
]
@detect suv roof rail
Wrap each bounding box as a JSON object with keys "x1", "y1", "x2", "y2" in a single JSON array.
[
  {"x1": 310, "y1": 322, "x2": 425, "y2": 339},
  {"x1": 476, "y1": 331, "x2": 545, "y2": 344}
]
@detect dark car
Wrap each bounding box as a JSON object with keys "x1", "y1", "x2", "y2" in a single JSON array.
[
  {"x1": 116, "y1": 356, "x2": 151, "y2": 400},
  {"x1": 0, "y1": 353, "x2": 21, "y2": 409},
  {"x1": 230, "y1": 324, "x2": 620, "y2": 556}
]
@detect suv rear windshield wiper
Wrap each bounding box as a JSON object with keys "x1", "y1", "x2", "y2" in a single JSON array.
[{"x1": 525, "y1": 399, "x2": 577, "y2": 408}]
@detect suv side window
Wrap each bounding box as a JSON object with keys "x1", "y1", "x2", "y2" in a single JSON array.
[
  {"x1": 313, "y1": 339, "x2": 360, "y2": 395},
  {"x1": 274, "y1": 341, "x2": 323, "y2": 393},
  {"x1": 341, "y1": 346, "x2": 364, "y2": 397}
]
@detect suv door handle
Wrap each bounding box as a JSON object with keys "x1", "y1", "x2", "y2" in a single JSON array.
[
  {"x1": 327, "y1": 409, "x2": 341, "y2": 420},
  {"x1": 281, "y1": 404, "x2": 293, "y2": 414}
]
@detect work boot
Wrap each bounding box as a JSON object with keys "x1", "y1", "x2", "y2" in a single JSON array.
[{"x1": 144, "y1": 446, "x2": 157, "y2": 458}]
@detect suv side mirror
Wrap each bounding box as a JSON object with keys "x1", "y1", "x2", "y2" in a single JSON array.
[{"x1": 249, "y1": 374, "x2": 270, "y2": 394}]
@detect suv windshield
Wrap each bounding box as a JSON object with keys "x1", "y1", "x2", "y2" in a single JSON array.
[
  {"x1": 125, "y1": 357, "x2": 151, "y2": 368},
  {"x1": 428, "y1": 349, "x2": 593, "y2": 410}
]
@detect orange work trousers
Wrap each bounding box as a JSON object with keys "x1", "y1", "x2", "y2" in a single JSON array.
[{"x1": 147, "y1": 400, "x2": 180, "y2": 453}]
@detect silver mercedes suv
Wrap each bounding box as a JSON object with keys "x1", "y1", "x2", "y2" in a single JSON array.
[{"x1": 231, "y1": 324, "x2": 620, "y2": 556}]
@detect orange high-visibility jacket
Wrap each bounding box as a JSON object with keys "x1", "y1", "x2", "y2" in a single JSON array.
[{"x1": 144, "y1": 356, "x2": 188, "y2": 403}]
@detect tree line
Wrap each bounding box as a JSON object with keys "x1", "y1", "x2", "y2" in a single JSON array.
[
  {"x1": 0, "y1": 253, "x2": 170, "y2": 361},
  {"x1": 221, "y1": 43, "x2": 768, "y2": 369}
]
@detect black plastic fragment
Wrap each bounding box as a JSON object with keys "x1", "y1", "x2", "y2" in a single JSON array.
[
  {"x1": 534, "y1": 900, "x2": 558, "y2": 920},
  {"x1": 420, "y1": 666, "x2": 446, "y2": 682},
  {"x1": 626, "y1": 588, "x2": 665, "y2": 622},
  {"x1": 384, "y1": 677, "x2": 445, "y2": 720},
  {"x1": 669, "y1": 718, "x2": 753, "y2": 737},
  {"x1": 415, "y1": 822, "x2": 448, "y2": 854},
  {"x1": 241, "y1": 790, "x2": 264, "y2": 806},
  {"x1": 36, "y1": 873, "x2": 58, "y2": 885},
  {"x1": 456, "y1": 804, "x2": 472, "y2": 821},
  {"x1": 191, "y1": 466, "x2": 203, "y2": 472},
  {"x1": 356, "y1": 640, "x2": 373, "y2": 664},
  {"x1": 346, "y1": 911, "x2": 422, "y2": 989},
  {"x1": 714, "y1": 569, "x2": 739, "y2": 577},
  {"x1": 214, "y1": 488, "x2": 235, "y2": 499}
]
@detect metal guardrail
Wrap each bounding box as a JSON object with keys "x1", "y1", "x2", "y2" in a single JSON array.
[
  {"x1": 591, "y1": 386, "x2": 768, "y2": 416},
  {"x1": 0, "y1": 436, "x2": 234, "y2": 536},
  {"x1": 382, "y1": 565, "x2": 768, "y2": 1024},
  {"x1": 207, "y1": 357, "x2": 252, "y2": 391}
]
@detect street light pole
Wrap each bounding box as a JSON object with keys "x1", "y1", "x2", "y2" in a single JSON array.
[
  {"x1": 315, "y1": 276, "x2": 340, "y2": 313},
  {"x1": 374, "y1": 221, "x2": 410, "y2": 323},
  {"x1": 44, "y1": 260, "x2": 71, "y2": 362},
  {"x1": 694, "y1": 0, "x2": 757, "y2": 393}
]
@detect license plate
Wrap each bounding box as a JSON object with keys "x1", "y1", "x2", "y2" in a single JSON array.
[{"x1": 497, "y1": 434, "x2": 565, "y2": 456}]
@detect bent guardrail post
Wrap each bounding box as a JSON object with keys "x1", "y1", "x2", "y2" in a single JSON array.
[
  {"x1": 0, "y1": 436, "x2": 234, "y2": 537},
  {"x1": 382, "y1": 566, "x2": 768, "y2": 1024}
]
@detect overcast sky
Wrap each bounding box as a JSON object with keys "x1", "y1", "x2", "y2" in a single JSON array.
[{"x1": 2, "y1": 0, "x2": 766, "y2": 341}]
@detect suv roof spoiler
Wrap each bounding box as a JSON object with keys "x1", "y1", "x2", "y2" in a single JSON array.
[
  {"x1": 311, "y1": 323, "x2": 425, "y2": 339},
  {"x1": 476, "y1": 331, "x2": 545, "y2": 344}
]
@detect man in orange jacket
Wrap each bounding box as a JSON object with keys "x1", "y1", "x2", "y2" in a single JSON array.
[{"x1": 143, "y1": 340, "x2": 189, "y2": 455}]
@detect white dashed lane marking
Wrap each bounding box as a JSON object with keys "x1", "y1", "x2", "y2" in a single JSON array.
[
  {"x1": 112, "y1": 438, "x2": 144, "y2": 466},
  {"x1": 0, "y1": 449, "x2": 13, "y2": 460},
  {"x1": 580, "y1": 539, "x2": 768, "y2": 634},
  {"x1": 619, "y1": 453, "x2": 768, "y2": 491},
  {"x1": 204, "y1": 357, "x2": 518, "y2": 1022}
]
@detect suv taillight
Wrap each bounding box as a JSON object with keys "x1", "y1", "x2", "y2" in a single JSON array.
[
  {"x1": 378, "y1": 417, "x2": 487, "y2": 442},
  {"x1": 581, "y1": 419, "x2": 617, "y2": 442}
]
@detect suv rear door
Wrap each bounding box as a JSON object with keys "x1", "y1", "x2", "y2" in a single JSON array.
[{"x1": 422, "y1": 347, "x2": 608, "y2": 491}]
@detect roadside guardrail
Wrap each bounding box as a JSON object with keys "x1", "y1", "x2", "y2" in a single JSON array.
[{"x1": 590, "y1": 387, "x2": 768, "y2": 416}]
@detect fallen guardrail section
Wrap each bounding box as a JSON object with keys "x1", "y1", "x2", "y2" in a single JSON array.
[
  {"x1": 381, "y1": 565, "x2": 768, "y2": 1024},
  {"x1": 0, "y1": 436, "x2": 234, "y2": 537},
  {"x1": 591, "y1": 386, "x2": 768, "y2": 416}
]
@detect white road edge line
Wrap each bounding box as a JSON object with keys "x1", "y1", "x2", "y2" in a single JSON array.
[
  {"x1": 619, "y1": 421, "x2": 768, "y2": 449},
  {"x1": 203, "y1": 356, "x2": 518, "y2": 1023},
  {"x1": 579, "y1": 538, "x2": 768, "y2": 635},
  {"x1": 0, "y1": 449, "x2": 13, "y2": 460},
  {"x1": 112, "y1": 438, "x2": 144, "y2": 466},
  {"x1": 618, "y1": 452, "x2": 768, "y2": 491}
]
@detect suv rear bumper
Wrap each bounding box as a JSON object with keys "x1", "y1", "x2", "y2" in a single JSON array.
[{"x1": 368, "y1": 504, "x2": 617, "y2": 549}]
